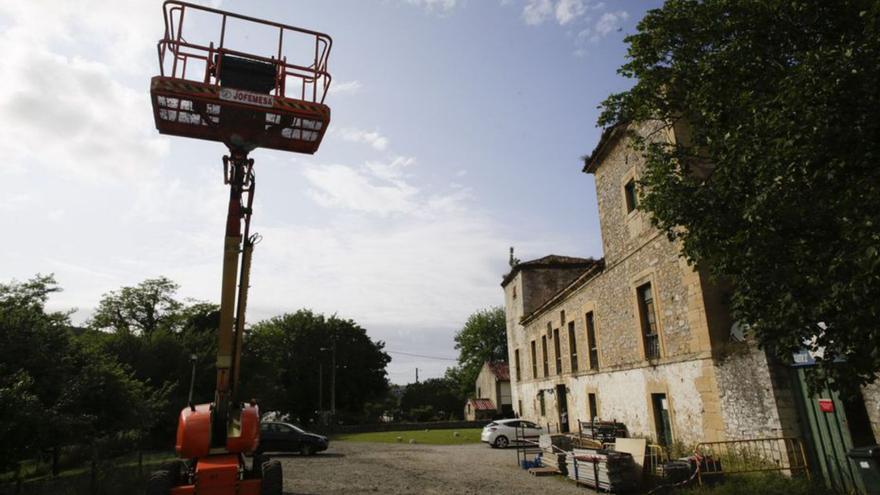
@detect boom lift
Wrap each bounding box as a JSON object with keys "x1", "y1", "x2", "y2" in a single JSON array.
[{"x1": 146, "y1": 2, "x2": 332, "y2": 494}]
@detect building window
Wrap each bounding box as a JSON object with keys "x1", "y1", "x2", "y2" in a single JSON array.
[
  {"x1": 478, "y1": 386, "x2": 482, "y2": 397},
  {"x1": 588, "y1": 392, "x2": 598, "y2": 421},
  {"x1": 553, "y1": 328, "x2": 562, "y2": 374},
  {"x1": 585, "y1": 311, "x2": 599, "y2": 370},
  {"x1": 541, "y1": 336, "x2": 549, "y2": 377},
  {"x1": 560, "y1": 310, "x2": 566, "y2": 326},
  {"x1": 518, "y1": 399, "x2": 523, "y2": 417},
  {"x1": 512, "y1": 286, "x2": 517, "y2": 299},
  {"x1": 624, "y1": 178, "x2": 638, "y2": 213},
  {"x1": 568, "y1": 321, "x2": 578, "y2": 372},
  {"x1": 637, "y1": 283, "x2": 661, "y2": 359},
  {"x1": 515, "y1": 349, "x2": 521, "y2": 381},
  {"x1": 539, "y1": 392, "x2": 546, "y2": 416},
  {"x1": 531, "y1": 340, "x2": 538, "y2": 379}
]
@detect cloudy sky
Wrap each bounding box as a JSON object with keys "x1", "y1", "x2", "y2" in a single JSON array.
[{"x1": 0, "y1": 0, "x2": 660, "y2": 383}]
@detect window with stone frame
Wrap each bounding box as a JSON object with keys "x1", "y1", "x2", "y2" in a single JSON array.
[
  {"x1": 624, "y1": 178, "x2": 638, "y2": 213},
  {"x1": 568, "y1": 321, "x2": 578, "y2": 372},
  {"x1": 541, "y1": 335, "x2": 549, "y2": 376},
  {"x1": 531, "y1": 340, "x2": 538, "y2": 378},
  {"x1": 539, "y1": 391, "x2": 546, "y2": 416},
  {"x1": 637, "y1": 282, "x2": 661, "y2": 359},
  {"x1": 585, "y1": 311, "x2": 599, "y2": 370},
  {"x1": 515, "y1": 349, "x2": 521, "y2": 381},
  {"x1": 553, "y1": 328, "x2": 562, "y2": 374}
]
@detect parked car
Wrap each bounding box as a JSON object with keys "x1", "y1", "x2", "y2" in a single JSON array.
[
  {"x1": 481, "y1": 419, "x2": 543, "y2": 448},
  {"x1": 258, "y1": 421, "x2": 329, "y2": 455}
]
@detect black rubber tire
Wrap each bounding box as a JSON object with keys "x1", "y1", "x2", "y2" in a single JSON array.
[
  {"x1": 251, "y1": 453, "x2": 266, "y2": 478},
  {"x1": 260, "y1": 459, "x2": 282, "y2": 495},
  {"x1": 164, "y1": 459, "x2": 188, "y2": 486},
  {"x1": 146, "y1": 470, "x2": 172, "y2": 495},
  {"x1": 300, "y1": 443, "x2": 314, "y2": 456},
  {"x1": 494, "y1": 436, "x2": 509, "y2": 449}
]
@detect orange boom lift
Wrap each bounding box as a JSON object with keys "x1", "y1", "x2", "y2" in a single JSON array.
[{"x1": 146, "y1": 2, "x2": 332, "y2": 494}]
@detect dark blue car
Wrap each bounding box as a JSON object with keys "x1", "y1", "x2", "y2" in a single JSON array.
[{"x1": 258, "y1": 422, "x2": 329, "y2": 456}]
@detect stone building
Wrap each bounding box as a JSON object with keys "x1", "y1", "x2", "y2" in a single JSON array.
[
  {"x1": 464, "y1": 362, "x2": 513, "y2": 420},
  {"x1": 503, "y1": 122, "x2": 815, "y2": 446}
]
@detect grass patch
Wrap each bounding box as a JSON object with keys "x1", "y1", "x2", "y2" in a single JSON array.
[
  {"x1": 334, "y1": 428, "x2": 483, "y2": 445},
  {"x1": 685, "y1": 472, "x2": 823, "y2": 495}
]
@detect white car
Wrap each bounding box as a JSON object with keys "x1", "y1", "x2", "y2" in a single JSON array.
[{"x1": 481, "y1": 419, "x2": 544, "y2": 448}]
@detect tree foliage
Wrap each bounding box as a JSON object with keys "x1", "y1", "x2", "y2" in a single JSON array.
[
  {"x1": 399, "y1": 377, "x2": 462, "y2": 421},
  {"x1": 446, "y1": 306, "x2": 507, "y2": 398},
  {"x1": 89, "y1": 277, "x2": 183, "y2": 335},
  {"x1": 0, "y1": 275, "x2": 162, "y2": 470},
  {"x1": 599, "y1": 1, "x2": 880, "y2": 390},
  {"x1": 239, "y1": 310, "x2": 390, "y2": 423}
]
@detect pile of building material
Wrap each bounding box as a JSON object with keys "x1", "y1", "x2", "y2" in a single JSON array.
[
  {"x1": 577, "y1": 420, "x2": 629, "y2": 444},
  {"x1": 538, "y1": 434, "x2": 572, "y2": 475},
  {"x1": 566, "y1": 448, "x2": 640, "y2": 492}
]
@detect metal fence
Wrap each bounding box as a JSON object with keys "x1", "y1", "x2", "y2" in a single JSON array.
[{"x1": 694, "y1": 437, "x2": 810, "y2": 484}]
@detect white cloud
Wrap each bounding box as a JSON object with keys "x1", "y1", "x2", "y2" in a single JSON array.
[
  {"x1": 335, "y1": 127, "x2": 390, "y2": 151},
  {"x1": 303, "y1": 162, "x2": 418, "y2": 215},
  {"x1": 555, "y1": 0, "x2": 586, "y2": 25},
  {"x1": 523, "y1": 0, "x2": 553, "y2": 25},
  {"x1": 403, "y1": 0, "x2": 459, "y2": 13},
  {"x1": 0, "y1": 3, "x2": 169, "y2": 183},
  {"x1": 329, "y1": 80, "x2": 363, "y2": 96},
  {"x1": 594, "y1": 10, "x2": 629, "y2": 38}
]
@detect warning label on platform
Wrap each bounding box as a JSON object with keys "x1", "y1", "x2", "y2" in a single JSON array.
[{"x1": 218, "y1": 88, "x2": 275, "y2": 108}]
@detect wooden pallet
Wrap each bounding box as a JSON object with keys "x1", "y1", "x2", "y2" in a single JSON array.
[{"x1": 528, "y1": 467, "x2": 559, "y2": 477}]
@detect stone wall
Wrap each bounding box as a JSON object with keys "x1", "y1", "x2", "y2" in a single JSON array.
[{"x1": 862, "y1": 381, "x2": 880, "y2": 441}]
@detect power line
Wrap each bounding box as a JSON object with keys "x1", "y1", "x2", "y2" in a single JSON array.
[{"x1": 385, "y1": 349, "x2": 458, "y2": 361}]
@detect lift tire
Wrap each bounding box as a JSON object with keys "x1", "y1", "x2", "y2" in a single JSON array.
[
  {"x1": 251, "y1": 453, "x2": 266, "y2": 478},
  {"x1": 164, "y1": 459, "x2": 188, "y2": 485},
  {"x1": 260, "y1": 459, "x2": 282, "y2": 495},
  {"x1": 146, "y1": 470, "x2": 172, "y2": 495}
]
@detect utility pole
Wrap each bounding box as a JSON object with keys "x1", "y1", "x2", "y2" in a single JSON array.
[
  {"x1": 330, "y1": 340, "x2": 336, "y2": 416},
  {"x1": 415, "y1": 367, "x2": 419, "y2": 383}
]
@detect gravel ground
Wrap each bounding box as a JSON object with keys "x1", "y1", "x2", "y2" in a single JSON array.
[{"x1": 273, "y1": 441, "x2": 597, "y2": 495}]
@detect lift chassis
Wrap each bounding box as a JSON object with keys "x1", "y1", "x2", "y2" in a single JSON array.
[{"x1": 146, "y1": 2, "x2": 332, "y2": 494}]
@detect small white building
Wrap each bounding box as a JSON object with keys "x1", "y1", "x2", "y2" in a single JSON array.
[{"x1": 464, "y1": 362, "x2": 513, "y2": 420}]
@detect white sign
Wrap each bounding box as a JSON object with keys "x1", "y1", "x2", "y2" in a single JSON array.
[{"x1": 218, "y1": 88, "x2": 275, "y2": 108}]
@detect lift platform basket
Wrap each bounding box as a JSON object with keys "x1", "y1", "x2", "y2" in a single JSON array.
[{"x1": 150, "y1": 1, "x2": 332, "y2": 154}]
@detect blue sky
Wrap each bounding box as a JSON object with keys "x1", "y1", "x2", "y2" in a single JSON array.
[{"x1": 0, "y1": 0, "x2": 661, "y2": 383}]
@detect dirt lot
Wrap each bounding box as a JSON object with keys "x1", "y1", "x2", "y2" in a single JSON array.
[{"x1": 272, "y1": 440, "x2": 595, "y2": 495}]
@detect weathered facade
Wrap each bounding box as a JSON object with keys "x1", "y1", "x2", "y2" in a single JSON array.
[{"x1": 502, "y1": 122, "x2": 805, "y2": 446}]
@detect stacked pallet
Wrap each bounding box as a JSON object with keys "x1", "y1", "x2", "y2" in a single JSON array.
[
  {"x1": 566, "y1": 448, "x2": 640, "y2": 492},
  {"x1": 538, "y1": 434, "x2": 572, "y2": 475},
  {"x1": 539, "y1": 447, "x2": 568, "y2": 475}
]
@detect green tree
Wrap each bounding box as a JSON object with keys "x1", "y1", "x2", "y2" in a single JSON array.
[
  {"x1": 0, "y1": 275, "x2": 162, "y2": 471},
  {"x1": 239, "y1": 310, "x2": 390, "y2": 423},
  {"x1": 598, "y1": 1, "x2": 880, "y2": 390},
  {"x1": 89, "y1": 277, "x2": 183, "y2": 335},
  {"x1": 446, "y1": 307, "x2": 507, "y2": 398},
  {"x1": 399, "y1": 377, "x2": 462, "y2": 421}
]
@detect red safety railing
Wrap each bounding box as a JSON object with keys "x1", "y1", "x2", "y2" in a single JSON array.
[{"x1": 156, "y1": 1, "x2": 332, "y2": 105}]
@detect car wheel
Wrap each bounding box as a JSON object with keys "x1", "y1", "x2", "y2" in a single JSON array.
[
  {"x1": 146, "y1": 470, "x2": 172, "y2": 495},
  {"x1": 260, "y1": 459, "x2": 282, "y2": 495},
  {"x1": 494, "y1": 436, "x2": 509, "y2": 449},
  {"x1": 300, "y1": 443, "x2": 314, "y2": 456}
]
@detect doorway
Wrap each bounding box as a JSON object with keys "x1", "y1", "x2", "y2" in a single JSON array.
[
  {"x1": 557, "y1": 384, "x2": 569, "y2": 433},
  {"x1": 651, "y1": 393, "x2": 673, "y2": 446}
]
